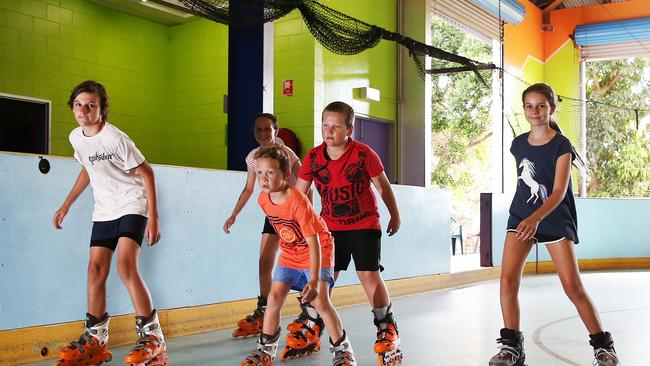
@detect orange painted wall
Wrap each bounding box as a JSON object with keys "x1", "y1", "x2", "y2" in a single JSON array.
[
  {"x1": 546, "y1": 0, "x2": 650, "y2": 60},
  {"x1": 504, "y1": 0, "x2": 543, "y2": 69}
]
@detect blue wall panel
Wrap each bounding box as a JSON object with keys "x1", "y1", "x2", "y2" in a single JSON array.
[
  {"x1": 0, "y1": 152, "x2": 451, "y2": 330},
  {"x1": 490, "y1": 193, "x2": 650, "y2": 266}
]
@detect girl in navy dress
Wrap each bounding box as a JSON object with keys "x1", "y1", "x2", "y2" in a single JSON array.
[{"x1": 488, "y1": 83, "x2": 619, "y2": 366}]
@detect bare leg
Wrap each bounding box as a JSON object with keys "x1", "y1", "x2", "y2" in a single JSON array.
[
  {"x1": 262, "y1": 281, "x2": 291, "y2": 335},
  {"x1": 117, "y1": 238, "x2": 153, "y2": 317},
  {"x1": 546, "y1": 240, "x2": 603, "y2": 334},
  {"x1": 356, "y1": 270, "x2": 390, "y2": 308},
  {"x1": 87, "y1": 246, "x2": 113, "y2": 318},
  {"x1": 500, "y1": 232, "x2": 534, "y2": 330},
  {"x1": 258, "y1": 233, "x2": 280, "y2": 298},
  {"x1": 311, "y1": 280, "x2": 344, "y2": 343}
]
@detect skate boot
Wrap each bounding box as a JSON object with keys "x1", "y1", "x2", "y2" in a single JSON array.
[
  {"x1": 56, "y1": 313, "x2": 112, "y2": 366},
  {"x1": 489, "y1": 328, "x2": 526, "y2": 366},
  {"x1": 233, "y1": 296, "x2": 266, "y2": 338},
  {"x1": 124, "y1": 309, "x2": 168, "y2": 366},
  {"x1": 373, "y1": 304, "x2": 403, "y2": 366},
  {"x1": 590, "y1": 331, "x2": 619, "y2": 366},
  {"x1": 240, "y1": 328, "x2": 280, "y2": 366},
  {"x1": 330, "y1": 330, "x2": 357, "y2": 366},
  {"x1": 279, "y1": 298, "x2": 324, "y2": 360}
]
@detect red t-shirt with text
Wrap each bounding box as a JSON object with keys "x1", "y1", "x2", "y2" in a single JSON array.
[{"x1": 298, "y1": 140, "x2": 384, "y2": 231}]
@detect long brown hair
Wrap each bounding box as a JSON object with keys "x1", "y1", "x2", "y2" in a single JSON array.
[{"x1": 522, "y1": 83, "x2": 586, "y2": 169}]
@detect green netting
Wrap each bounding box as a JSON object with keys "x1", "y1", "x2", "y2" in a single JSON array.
[{"x1": 178, "y1": 0, "x2": 485, "y2": 77}]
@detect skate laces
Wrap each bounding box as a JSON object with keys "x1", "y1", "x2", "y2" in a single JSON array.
[
  {"x1": 330, "y1": 341, "x2": 355, "y2": 365},
  {"x1": 68, "y1": 331, "x2": 97, "y2": 351},
  {"x1": 495, "y1": 338, "x2": 521, "y2": 361},
  {"x1": 292, "y1": 313, "x2": 321, "y2": 339},
  {"x1": 593, "y1": 347, "x2": 619, "y2": 365},
  {"x1": 376, "y1": 323, "x2": 398, "y2": 343},
  {"x1": 332, "y1": 350, "x2": 355, "y2": 365},
  {"x1": 245, "y1": 349, "x2": 273, "y2": 363},
  {"x1": 245, "y1": 305, "x2": 265, "y2": 322},
  {"x1": 132, "y1": 323, "x2": 161, "y2": 352}
]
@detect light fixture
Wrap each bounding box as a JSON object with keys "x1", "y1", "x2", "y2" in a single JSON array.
[{"x1": 141, "y1": 0, "x2": 194, "y2": 18}]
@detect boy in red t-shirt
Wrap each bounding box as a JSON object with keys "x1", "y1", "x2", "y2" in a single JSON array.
[
  {"x1": 296, "y1": 101, "x2": 403, "y2": 366},
  {"x1": 240, "y1": 145, "x2": 356, "y2": 366}
]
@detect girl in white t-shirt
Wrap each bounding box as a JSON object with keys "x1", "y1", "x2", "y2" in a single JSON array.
[{"x1": 53, "y1": 81, "x2": 167, "y2": 366}]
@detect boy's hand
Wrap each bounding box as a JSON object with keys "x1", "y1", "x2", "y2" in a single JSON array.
[
  {"x1": 53, "y1": 205, "x2": 69, "y2": 229},
  {"x1": 223, "y1": 216, "x2": 236, "y2": 234},
  {"x1": 300, "y1": 280, "x2": 319, "y2": 303},
  {"x1": 387, "y1": 216, "x2": 401, "y2": 236},
  {"x1": 145, "y1": 218, "x2": 161, "y2": 246}
]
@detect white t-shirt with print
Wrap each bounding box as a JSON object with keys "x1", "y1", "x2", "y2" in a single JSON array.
[{"x1": 69, "y1": 122, "x2": 147, "y2": 222}]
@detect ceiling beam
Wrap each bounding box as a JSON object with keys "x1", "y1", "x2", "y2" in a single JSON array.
[{"x1": 542, "y1": 0, "x2": 565, "y2": 15}]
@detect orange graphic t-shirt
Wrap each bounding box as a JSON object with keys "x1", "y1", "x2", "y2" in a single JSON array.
[{"x1": 258, "y1": 188, "x2": 334, "y2": 270}]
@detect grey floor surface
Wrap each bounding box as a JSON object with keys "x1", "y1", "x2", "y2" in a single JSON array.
[{"x1": 29, "y1": 270, "x2": 647, "y2": 366}]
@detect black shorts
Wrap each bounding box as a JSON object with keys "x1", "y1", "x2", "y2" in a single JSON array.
[
  {"x1": 331, "y1": 229, "x2": 383, "y2": 272},
  {"x1": 262, "y1": 216, "x2": 277, "y2": 235},
  {"x1": 90, "y1": 214, "x2": 147, "y2": 251}
]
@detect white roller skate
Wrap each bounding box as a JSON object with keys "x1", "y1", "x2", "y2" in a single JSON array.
[
  {"x1": 55, "y1": 313, "x2": 112, "y2": 366},
  {"x1": 124, "y1": 309, "x2": 168, "y2": 366},
  {"x1": 240, "y1": 328, "x2": 280, "y2": 366},
  {"x1": 330, "y1": 330, "x2": 356, "y2": 366}
]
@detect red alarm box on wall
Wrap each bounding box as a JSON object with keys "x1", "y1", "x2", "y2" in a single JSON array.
[{"x1": 283, "y1": 80, "x2": 293, "y2": 96}]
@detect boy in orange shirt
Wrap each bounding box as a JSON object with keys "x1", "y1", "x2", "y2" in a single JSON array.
[{"x1": 240, "y1": 145, "x2": 356, "y2": 366}]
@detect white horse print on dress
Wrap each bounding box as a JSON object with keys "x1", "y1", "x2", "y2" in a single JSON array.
[{"x1": 518, "y1": 158, "x2": 548, "y2": 204}]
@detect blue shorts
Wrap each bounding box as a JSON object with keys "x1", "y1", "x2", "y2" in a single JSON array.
[{"x1": 273, "y1": 266, "x2": 335, "y2": 291}]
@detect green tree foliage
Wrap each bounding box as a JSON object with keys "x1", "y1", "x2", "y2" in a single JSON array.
[
  {"x1": 430, "y1": 17, "x2": 494, "y2": 235},
  {"x1": 586, "y1": 58, "x2": 650, "y2": 197}
]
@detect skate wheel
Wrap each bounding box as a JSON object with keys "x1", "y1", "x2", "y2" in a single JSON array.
[
  {"x1": 279, "y1": 347, "x2": 291, "y2": 360},
  {"x1": 232, "y1": 328, "x2": 261, "y2": 338}
]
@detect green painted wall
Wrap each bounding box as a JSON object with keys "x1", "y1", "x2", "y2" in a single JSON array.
[
  {"x1": 0, "y1": 0, "x2": 169, "y2": 162},
  {"x1": 321, "y1": 0, "x2": 397, "y2": 124},
  {"x1": 167, "y1": 19, "x2": 228, "y2": 169},
  {"x1": 544, "y1": 40, "x2": 581, "y2": 145},
  {"x1": 2, "y1": 0, "x2": 396, "y2": 167},
  {"x1": 274, "y1": 9, "x2": 319, "y2": 153},
  {"x1": 0, "y1": 0, "x2": 228, "y2": 168},
  {"x1": 273, "y1": 1, "x2": 398, "y2": 154}
]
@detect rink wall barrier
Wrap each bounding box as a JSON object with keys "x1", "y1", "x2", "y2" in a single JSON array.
[
  {"x1": 0, "y1": 151, "x2": 452, "y2": 364},
  {"x1": 485, "y1": 193, "x2": 650, "y2": 267}
]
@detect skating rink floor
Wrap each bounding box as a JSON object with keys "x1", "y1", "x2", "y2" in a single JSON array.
[{"x1": 28, "y1": 270, "x2": 647, "y2": 365}]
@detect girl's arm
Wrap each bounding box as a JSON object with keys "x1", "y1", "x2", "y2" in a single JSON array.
[
  {"x1": 135, "y1": 161, "x2": 160, "y2": 245},
  {"x1": 53, "y1": 168, "x2": 90, "y2": 229},
  {"x1": 371, "y1": 172, "x2": 401, "y2": 236},
  {"x1": 300, "y1": 234, "x2": 321, "y2": 303},
  {"x1": 516, "y1": 152, "x2": 572, "y2": 242},
  {"x1": 223, "y1": 169, "x2": 257, "y2": 233}
]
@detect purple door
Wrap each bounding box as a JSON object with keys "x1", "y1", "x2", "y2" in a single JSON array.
[{"x1": 353, "y1": 116, "x2": 394, "y2": 182}]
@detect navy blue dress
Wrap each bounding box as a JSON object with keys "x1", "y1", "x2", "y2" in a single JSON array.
[{"x1": 506, "y1": 132, "x2": 579, "y2": 243}]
